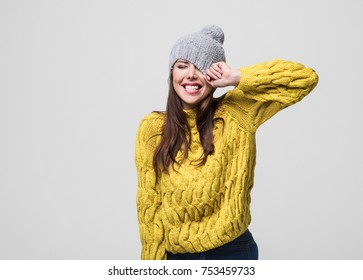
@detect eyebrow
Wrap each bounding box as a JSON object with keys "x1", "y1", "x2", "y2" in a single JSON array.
[{"x1": 176, "y1": 59, "x2": 189, "y2": 64}]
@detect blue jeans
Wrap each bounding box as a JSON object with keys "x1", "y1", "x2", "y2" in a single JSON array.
[{"x1": 167, "y1": 229, "x2": 258, "y2": 260}]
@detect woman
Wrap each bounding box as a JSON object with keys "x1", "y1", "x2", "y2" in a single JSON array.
[{"x1": 135, "y1": 25, "x2": 318, "y2": 260}]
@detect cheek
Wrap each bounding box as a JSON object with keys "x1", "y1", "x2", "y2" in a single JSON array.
[
  {"x1": 172, "y1": 69, "x2": 182, "y2": 81},
  {"x1": 172, "y1": 79, "x2": 181, "y2": 94},
  {"x1": 204, "y1": 84, "x2": 214, "y2": 95},
  {"x1": 172, "y1": 77, "x2": 181, "y2": 90}
]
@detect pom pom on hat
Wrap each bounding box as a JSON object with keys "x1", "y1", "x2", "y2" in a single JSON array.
[
  {"x1": 200, "y1": 25, "x2": 224, "y2": 44},
  {"x1": 169, "y1": 25, "x2": 226, "y2": 73}
]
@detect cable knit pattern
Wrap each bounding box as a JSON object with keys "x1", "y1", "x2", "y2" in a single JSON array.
[{"x1": 135, "y1": 59, "x2": 318, "y2": 260}]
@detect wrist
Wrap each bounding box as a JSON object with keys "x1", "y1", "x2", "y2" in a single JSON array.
[{"x1": 230, "y1": 69, "x2": 241, "y2": 86}]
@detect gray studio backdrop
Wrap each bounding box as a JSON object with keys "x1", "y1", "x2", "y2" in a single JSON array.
[{"x1": 1, "y1": 0, "x2": 362, "y2": 259}]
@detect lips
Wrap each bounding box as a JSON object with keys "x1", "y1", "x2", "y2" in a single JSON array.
[{"x1": 182, "y1": 83, "x2": 202, "y2": 94}]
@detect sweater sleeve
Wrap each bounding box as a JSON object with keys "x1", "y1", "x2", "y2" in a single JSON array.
[
  {"x1": 135, "y1": 114, "x2": 166, "y2": 260},
  {"x1": 223, "y1": 59, "x2": 319, "y2": 129}
]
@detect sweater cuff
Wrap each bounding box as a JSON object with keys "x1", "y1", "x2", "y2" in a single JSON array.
[{"x1": 236, "y1": 67, "x2": 256, "y2": 93}]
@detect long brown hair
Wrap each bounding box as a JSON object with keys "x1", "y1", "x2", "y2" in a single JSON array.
[{"x1": 153, "y1": 71, "x2": 224, "y2": 178}]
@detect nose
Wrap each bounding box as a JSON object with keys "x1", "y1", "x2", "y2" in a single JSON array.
[{"x1": 187, "y1": 64, "x2": 197, "y2": 79}]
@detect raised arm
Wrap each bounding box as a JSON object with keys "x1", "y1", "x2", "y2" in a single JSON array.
[
  {"x1": 236, "y1": 59, "x2": 318, "y2": 105},
  {"x1": 206, "y1": 59, "x2": 319, "y2": 129}
]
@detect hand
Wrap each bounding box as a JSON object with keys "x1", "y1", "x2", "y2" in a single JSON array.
[{"x1": 204, "y1": 62, "x2": 241, "y2": 88}]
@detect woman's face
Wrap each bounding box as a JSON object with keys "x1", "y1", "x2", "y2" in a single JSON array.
[{"x1": 172, "y1": 59, "x2": 213, "y2": 110}]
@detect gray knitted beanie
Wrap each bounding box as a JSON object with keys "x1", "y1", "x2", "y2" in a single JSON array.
[{"x1": 169, "y1": 25, "x2": 226, "y2": 73}]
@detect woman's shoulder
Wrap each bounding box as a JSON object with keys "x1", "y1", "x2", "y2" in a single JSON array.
[
  {"x1": 136, "y1": 111, "x2": 165, "y2": 140},
  {"x1": 139, "y1": 111, "x2": 166, "y2": 128}
]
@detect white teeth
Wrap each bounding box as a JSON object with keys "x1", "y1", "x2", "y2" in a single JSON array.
[{"x1": 185, "y1": 85, "x2": 199, "y2": 90}]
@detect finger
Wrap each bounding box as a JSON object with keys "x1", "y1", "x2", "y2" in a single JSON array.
[
  {"x1": 204, "y1": 73, "x2": 213, "y2": 83},
  {"x1": 211, "y1": 62, "x2": 223, "y2": 73},
  {"x1": 204, "y1": 75, "x2": 218, "y2": 88},
  {"x1": 205, "y1": 69, "x2": 218, "y2": 80},
  {"x1": 206, "y1": 67, "x2": 222, "y2": 79}
]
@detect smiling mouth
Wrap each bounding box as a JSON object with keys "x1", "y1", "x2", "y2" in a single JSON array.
[
  {"x1": 184, "y1": 85, "x2": 200, "y2": 90},
  {"x1": 183, "y1": 84, "x2": 202, "y2": 94}
]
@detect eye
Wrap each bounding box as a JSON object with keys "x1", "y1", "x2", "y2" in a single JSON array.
[
  {"x1": 175, "y1": 60, "x2": 189, "y2": 69},
  {"x1": 177, "y1": 64, "x2": 187, "y2": 69}
]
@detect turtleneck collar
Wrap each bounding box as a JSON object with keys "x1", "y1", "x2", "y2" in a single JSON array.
[
  {"x1": 183, "y1": 108, "x2": 197, "y2": 126},
  {"x1": 183, "y1": 108, "x2": 196, "y2": 117}
]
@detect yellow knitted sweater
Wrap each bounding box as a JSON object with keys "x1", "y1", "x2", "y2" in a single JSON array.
[{"x1": 135, "y1": 59, "x2": 318, "y2": 260}]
